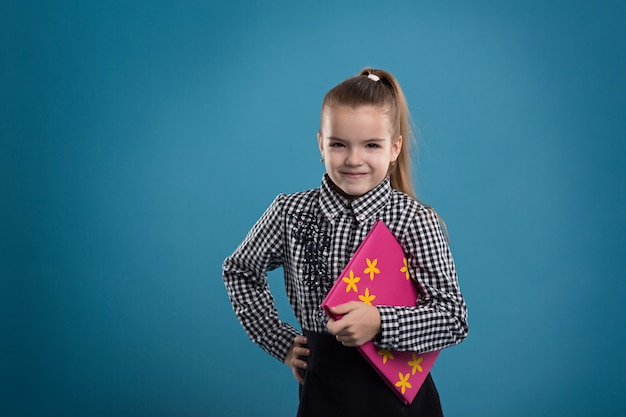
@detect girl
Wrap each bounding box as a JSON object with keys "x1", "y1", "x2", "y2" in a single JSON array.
[{"x1": 222, "y1": 68, "x2": 468, "y2": 416}]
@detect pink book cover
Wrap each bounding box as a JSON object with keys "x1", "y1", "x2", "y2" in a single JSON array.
[{"x1": 321, "y1": 220, "x2": 440, "y2": 405}]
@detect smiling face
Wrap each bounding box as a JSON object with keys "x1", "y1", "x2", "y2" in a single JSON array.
[{"x1": 318, "y1": 105, "x2": 402, "y2": 197}]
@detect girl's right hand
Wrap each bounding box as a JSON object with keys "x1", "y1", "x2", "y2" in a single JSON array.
[{"x1": 284, "y1": 335, "x2": 310, "y2": 384}]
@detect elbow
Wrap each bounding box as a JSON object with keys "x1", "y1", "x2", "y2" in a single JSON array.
[
  {"x1": 451, "y1": 312, "x2": 469, "y2": 346},
  {"x1": 456, "y1": 321, "x2": 469, "y2": 345}
]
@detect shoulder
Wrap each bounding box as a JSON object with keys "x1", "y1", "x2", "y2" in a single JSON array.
[
  {"x1": 268, "y1": 188, "x2": 320, "y2": 214},
  {"x1": 388, "y1": 189, "x2": 437, "y2": 218},
  {"x1": 386, "y1": 189, "x2": 443, "y2": 236}
]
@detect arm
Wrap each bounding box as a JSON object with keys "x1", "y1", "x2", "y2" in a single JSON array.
[
  {"x1": 222, "y1": 195, "x2": 300, "y2": 362},
  {"x1": 375, "y1": 206, "x2": 469, "y2": 353}
]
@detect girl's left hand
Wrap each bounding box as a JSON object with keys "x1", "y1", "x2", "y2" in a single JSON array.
[{"x1": 326, "y1": 301, "x2": 381, "y2": 347}]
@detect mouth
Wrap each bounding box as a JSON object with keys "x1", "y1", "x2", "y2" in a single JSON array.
[{"x1": 341, "y1": 172, "x2": 367, "y2": 179}]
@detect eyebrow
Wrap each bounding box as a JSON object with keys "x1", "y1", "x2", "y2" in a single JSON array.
[{"x1": 327, "y1": 136, "x2": 387, "y2": 142}]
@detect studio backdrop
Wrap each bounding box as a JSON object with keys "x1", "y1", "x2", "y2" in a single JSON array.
[{"x1": 2, "y1": 1, "x2": 625, "y2": 416}]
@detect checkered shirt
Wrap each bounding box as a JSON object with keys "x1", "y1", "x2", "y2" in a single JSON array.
[{"x1": 222, "y1": 175, "x2": 468, "y2": 362}]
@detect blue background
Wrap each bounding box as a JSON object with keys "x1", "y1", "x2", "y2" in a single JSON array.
[{"x1": 2, "y1": 0, "x2": 625, "y2": 416}]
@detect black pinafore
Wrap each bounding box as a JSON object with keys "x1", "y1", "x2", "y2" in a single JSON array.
[{"x1": 297, "y1": 330, "x2": 444, "y2": 417}]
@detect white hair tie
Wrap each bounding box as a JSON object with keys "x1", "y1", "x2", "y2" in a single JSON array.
[{"x1": 367, "y1": 73, "x2": 380, "y2": 82}]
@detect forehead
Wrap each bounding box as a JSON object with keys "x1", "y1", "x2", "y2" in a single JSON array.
[{"x1": 321, "y1": 105, "x2": 393, "y2": 139}]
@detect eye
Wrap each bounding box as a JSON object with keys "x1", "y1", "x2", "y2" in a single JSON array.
[
  {"x1": 366, "y1": 143, "x2": 381, "y2": 148},
  {"x1": 329, "y1": 142, "x2": 345, "y2": 148}
]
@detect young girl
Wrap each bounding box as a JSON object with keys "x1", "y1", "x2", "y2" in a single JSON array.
[{"x1": 222, "y1": 68, "x2": 468, "y2": 417}]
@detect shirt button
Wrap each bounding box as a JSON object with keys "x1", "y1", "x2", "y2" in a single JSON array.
[{"x1": 357, "y1": 214, "x2": 365, "y2": 221}]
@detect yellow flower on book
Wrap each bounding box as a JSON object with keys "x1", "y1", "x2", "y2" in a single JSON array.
[
  {"x1": 358, "y1": 288, "x2": 376, "y2": 305},
  {"x1": 400, "y1": 257, "x2": 410, "y2": 280},
  {"x1": 408, "y1": 353, "x2": 423, "y2": 375},
  {"x1": 363, "y1": 258, "x2": 380, "y2": 281},
  {"x1": 342, "y1": 270, "x2": 360, "y2": 293},
  {"x1": 377, "y1": 349, "x2": 394, "y2": 364},
  {"x1": 395, "y1": 372, "x2": 412, "y2": 394}
]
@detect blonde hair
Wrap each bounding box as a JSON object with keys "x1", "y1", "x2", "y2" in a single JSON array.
[{"x1": 320, "y1": 67, "x2": 416, "y2": 199}]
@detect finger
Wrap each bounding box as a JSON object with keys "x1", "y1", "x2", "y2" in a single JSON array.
[
  {"x1": 292, "y1": 367, "x2": 304, "y2": 384},
  {"x1": 327, "y1": 320, "x2": 348, "y2": 337},
  {"x1": 291, "y1": 356, "x2": 308, "y2": 369},
  {"x1": 294, "y1": 335, "x2": 308, "y2": 345},
  {"x1": 294, "y1": 346, "x2": 310, "y2": 357},
  {"x1": 328, "y1": 301, "x2": 359, "y2": 316},
  {"x1": 290, "y1": 356, "x2": 308, "y2": 385},
  {"x1": 326, "y1": 318, "x2": 338, "y2": 335},
  {"x1": 336, "y1": 334, "x2": 356, "y2": 347},
  {"x1": 327, "y1": 316, "x2": 355, "y2": 337}
]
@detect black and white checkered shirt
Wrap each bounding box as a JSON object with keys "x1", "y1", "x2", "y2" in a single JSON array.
[{"x1": 223, "y1": 175, "x2": 468, "y2": 362}]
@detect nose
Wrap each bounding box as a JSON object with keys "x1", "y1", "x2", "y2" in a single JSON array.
[{"x1": 345, "y1": 148, "x2": 363, "y2": 166}]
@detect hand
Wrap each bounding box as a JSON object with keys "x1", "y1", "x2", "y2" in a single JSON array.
[
  {"x1": 326, "y1": 301, "x2": 381, "y2": 347},
  {"x1": 284, "y1": 334, "x2": 310, "y2": 384}
]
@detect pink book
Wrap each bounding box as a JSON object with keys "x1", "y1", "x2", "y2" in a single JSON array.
[{"x1": 321, "y1": 220, "x2": 440, "y2": 404}]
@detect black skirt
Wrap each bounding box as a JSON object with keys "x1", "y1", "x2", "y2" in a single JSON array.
[{"x1": 297, "y1": 330, "x2": 443, "y2": 417}]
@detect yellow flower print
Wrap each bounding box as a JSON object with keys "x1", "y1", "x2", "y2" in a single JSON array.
[
  {"x1": 400, "y1": 257, "x2": 410, "y2": 280},
  {"x1": 363, "y1": 258, "x2": 380, "y2": 281},
  {"x1": 395, "y1": 372, "x2": 412, "y2": 394},
  {"x1": 408, "y1": 353, "x2": 423, "y2": 375},
  {"x1": 358, "y1": 288, "x2": 376, "y2": 305},
  {"x1": 377, "y1": 349, "x2": 394, "y2": 364},
  {"x1": 342, "y1": 270, "x2": 361, "y2": 293}
]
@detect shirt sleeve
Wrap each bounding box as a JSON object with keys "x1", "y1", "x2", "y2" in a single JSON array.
[
  {"x1": 375, "y1": 206, "x2": 469, "y2": 353},
  {"x1": 222, "y1": 194, "x2": 299, "y2": 362}
]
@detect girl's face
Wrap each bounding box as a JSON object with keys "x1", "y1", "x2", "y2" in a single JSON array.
[{"x1": 318, "y1": 105, "x2": 402, "y2": 197}]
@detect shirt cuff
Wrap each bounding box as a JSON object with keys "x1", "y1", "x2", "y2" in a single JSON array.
[
  {"x1": 272, "y1": 324, "x2": 300, "y2": 363},
  {"x1": 374, "y1": 306, "x2": 399, "y2": 350}
]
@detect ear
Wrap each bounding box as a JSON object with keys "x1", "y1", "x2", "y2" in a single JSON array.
[
  {"x1": 392, "y1": 135, "x2": 403, "y2": 160},
  {"x1": 317, "y1": 131, "x2": 324, "y2": 154}
]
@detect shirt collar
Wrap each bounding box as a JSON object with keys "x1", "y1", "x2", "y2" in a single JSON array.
[{"x1": 319, "y1": 174, "x2": 391, "y2": 224}]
